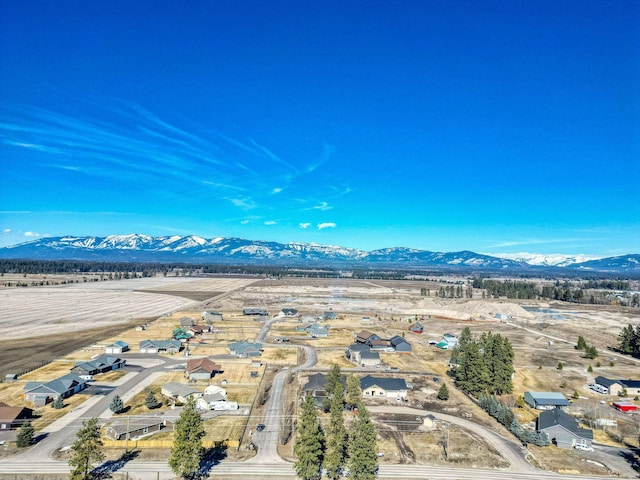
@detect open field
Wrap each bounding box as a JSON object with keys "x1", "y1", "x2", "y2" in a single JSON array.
[{"x1": 2, "y1": 274, "x2": 639, "y2": 474}]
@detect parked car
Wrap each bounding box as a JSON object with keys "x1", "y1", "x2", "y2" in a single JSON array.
[
  {"x1": 574, "y1": 444, "x2": 594, "y2": 452},
  {"x1": 256, "y1": 423, "x2": 266, "y2": 432}
]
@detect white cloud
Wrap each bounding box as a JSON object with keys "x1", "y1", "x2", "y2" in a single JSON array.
[
  {"x1": 24, "y1": 231, "x2": 40, "y2": 237},
  {"x1": 264, "y1": 220, "x2": 277, "y2": 225},
  {"x1": 318, "y1": 222, "x2": 336, "y2": 230},
  {"x1": 240, "y1": 220, "x2": 250, "y2": 225},
  {"x1": 230, "y1": 198, "x2": 257, "y2": 209},
  {"x1": 312, "y1": 202, "x2": 333, "y2": 211},
  {"x1": 299, "y1": 223, "x2": 311, "y2": 229},
  {"x1": 272, "y1": 187, "x2": 283, "y2": 194},
  {"x1": 3, "y1": 228, "x2": 11, "y2": 235}
]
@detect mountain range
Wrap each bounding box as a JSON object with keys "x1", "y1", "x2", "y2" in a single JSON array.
[{"x1": 1, "y1": 234, "x2": 638, "y2": 273}]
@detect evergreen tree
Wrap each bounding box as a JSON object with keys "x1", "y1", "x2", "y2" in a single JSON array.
[
  {"x1": 52, "y1": 395, "x2": 64, "y2": 409},
  {"x1": 455, "y1": 341, "x2": 490, "y2": 397},
  {"x1": 169, "y1": 396, "x2": 205, "y2": 480},
  {"x1": 437, "y1": 383, "x2": 449, "y2": 401},
  {"x1": 584, "y1": 345, "x2": 598, "y2": 359},
  {"x1": 347, "y1": 404, "x2": 378, "y2": 480},
  {"x1": 576, "y1": 335, "x2": 587, "y2": 350},
  {"x1": 294, "y1": 393, "x2": 325, "y2": 480},
  {"x1": 144, "y1": 391, "x2": 161, "y2": 409},
  {"x1": 69, "y1": 417, "x2": 104, "y2": 480},
  {"x1": 16, "y1": 421, "x2": 34, "y2": 448},
  {"x1": 109, "y1": 395, "x2": 124, "y2": 414},
  {"x1": 323, "y1": 363, "x2": 343, "y2": 412},
  {"x1": 324, "y1": 382, "x2": 347, "y2": 480},
  {"x1": 346, "y1": 374, "x2": 362, "y2": 409}
]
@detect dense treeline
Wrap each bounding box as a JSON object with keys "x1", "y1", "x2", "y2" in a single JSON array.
[
  {"x1": 618, "y1": 324, "x2": 640, "y2": 358},
  {"x1": 450, "y1": 328, "x2": 514, "y2": 397},
  {"x1": 478, "y1": 395, "x2": 549, "y2": 447}
]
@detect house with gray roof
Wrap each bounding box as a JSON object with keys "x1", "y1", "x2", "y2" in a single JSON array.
[
  {"x1": 537, "y1": 408, "x2": 593, "y2": 448},
  {"x1": 389, "y1": 335, "x2": 412, "y2": 353},
  {"x1": 524, "y1": 392, "x2": 570, "y2": 410},
  {"x1": 105, "y1": 341, "x2": 129, "y2": 354},
  {"x1": 345, "y1": 343, "x2": 371, "y2": 364},
  {"x1": 323, "y1": 311, "x2": 337, "y2": 320},
  {"x1": 281, "y1": 308, "x2": 298, "y2": 317},
  {"x1": 355, "y1": 331, "x2": 381, "y2": 345},
  {"x1": 104, "y1": 416, "x2": 173, "y2": 440},
  {"x1": 360, "y1": 375, "x2": 408, "y2": 399},
  {"x1": 23, "y1": 373, "x2": 87, "y2": 406},
  {"x1": 409, "y1": 322, "x2": 424, "y2": 334},
  {"x1": 359, "y1": 351, "x2": 381, "y2": 368},
  {"x1": 139, "y1": 339, "x2": 182, "y2": 354},
  {"x1": 243, "y1": 307, "x2": 268, "y2": 316},
  {"x1": 303, "y1": 373, "x2": 347, "y2": 406},
  {"x1": 70, "y1": 355, "x2": 126, "y2": 380},
  {"x1": 161, "y1": 382, "x2": 202, "y2": 403},
  {"x1": 307, "y1": 324, "x2": 329, "y2": 338},
  {"x1": 436, "y1": 333, "x2": 459, "y2": 350},
  {"x1": 228, "y1": 340, "x2": 262, "y2": 357},
  {"x1": 594, "y1": 376, "x2": 640, "y2": 396}
]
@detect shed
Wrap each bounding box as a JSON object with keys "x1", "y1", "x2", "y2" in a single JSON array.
[
  {"x1": 105, "y1": 341, "x2": 129, "y2": 354},
  {"x1": 524, "y1": 392, "x2": 570, "y2": 410},
  {"x1": 612, "y1": 402, "x2": 638, "y2": 412}
]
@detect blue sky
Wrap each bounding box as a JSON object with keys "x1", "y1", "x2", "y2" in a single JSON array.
[{"x1": 1, "y1": 0, "x2": 638, "y2": 256}]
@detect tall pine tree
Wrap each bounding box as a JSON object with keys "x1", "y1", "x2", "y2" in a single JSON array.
[
  {"x1": 69, "y1": 417, "x2": 104, "y2": 480},
  {"x1": 16, "y1": 421, "x2": 34, "y2": 448},
  {"x1": 169, "y1": 396, "x2": 205, "y2": 480},
  {"x1": 323, "y1": 363, "x2": 343, "y2": 412},
  {"x1": 346, "y1": 374, "x2": 362, "y2": 409},
  {"x1": 294, "y1": 393, "x2": 325, "y2": 480},
  {"x1": 347, "y1": 404, "x2": 378, "y2": 480},
  {"x1": 324, "y1": 382, "x2": 347, "y2": 480}
]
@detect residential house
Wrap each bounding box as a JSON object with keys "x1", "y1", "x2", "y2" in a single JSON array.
[
  {"x1": 359, "y1": 351, "x2": 381, "y2": 368},
  {"x1": 104, "y1": 416, "x2": 172, "y2": 440},
  {"x1": 161, "y1": 382, "x2": 202, "y2": 403},
  {"x1": 436, "y1": 333, "x2": 459, "y2": 350},
  {"x1": 409, "y1": 322, "x2": 424, "y2": 334},
  {"x1": 243, "y1": 307, "x2": 268, "y2": 316},
  {"x1": 524, "y1": 392, "x2": 570, "y2": 410},
  {"x1": 360, "y1": 375, "x2": 408, "y2": 399},
  {"x1": 23, "y1": 374, "x2": 87, "y2": 406},
  {"x1": 345, "y1": 343, "x2": 371, "y2": 364},
  {"x1": 228, "y1": 340, "x2": 262, "y2": 357},
  {"x1": 185, "y1": 358, "x2": 222, "y2": 381},
  {"x1": 323, "y1": 311, "x2": 337, "y2": 320},
  {"x1": 172, "y1": 328, "x2": 193, "y2": 342},
  {"x1": 105, "y1": 341, "x2": 129, "y2": 354},
  {"x1": 594, "y1": 376, "x2": 640, "y2": 396},
  {"x1": 281, "y1": 308, "x2": 298, "y2": 317},
  {"x1": 369, "y1": 339, "x2": 393, "y2": 352},
  {"x1": 70, "y1": 354, "x2": 126, "y2": 380},
  {"x1": 306, "y1": 324, "x2": 329, "y2": 338},
  {"x1": 179, "y1": 317, "x2": 196, "y2": 327},
  {"x1": 202, "y1": 311, "x2": 223, "y2": 323},
  {"x1": 139, "y1": 339, "x2": 182, "y2": 354},
  {"x1": 0, "y1": 402, "x2": 33, "y2": 430},
  {"x1": 188, "y1": 325, "x2": 211, "y2": 335},
  {"x1": 389, "y1": 335, "x2": 412, "y2": 353},
  {"x1": 355, "y1": 331, "x2": 381, "y2": 345},
  {"x1": 537, "y1": 408, "x2": 593, "y2": 448},
  {"x1": 204, "y1": 385, "x2": 227, "y2": 397}
]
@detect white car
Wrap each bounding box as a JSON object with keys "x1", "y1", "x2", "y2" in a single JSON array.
[{"x1": 574, "y1": 444, "x2": 594, "y2": 452}]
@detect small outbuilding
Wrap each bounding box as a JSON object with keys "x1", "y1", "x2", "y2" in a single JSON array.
[{"x1": 524, "y1": 392, "x2": 570, "y2": 410}]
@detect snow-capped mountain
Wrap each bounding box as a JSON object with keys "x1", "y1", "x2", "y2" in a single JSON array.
[
  {"x1": 0, "y1": 234, "x2": 638, "y2": 273},
  {"x1": 492, "y1": 252, "x2": 603, "y2": 267}
]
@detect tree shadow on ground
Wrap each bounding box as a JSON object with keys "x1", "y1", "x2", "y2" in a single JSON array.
[
  {"x1": 197, "y1": 440, "x2": 229, "y2": 478},
  {"x1": 91, "y1": 449, "x2": 140, "y2": 479}
]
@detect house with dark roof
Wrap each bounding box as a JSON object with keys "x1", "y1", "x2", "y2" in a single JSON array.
[
  {"x1": 345, "y1": 343, "x2": 372, "y2": 364},
  {"x1": 23, "y1": 374, "x2": 87, "y2": 406},
  {"x1": 0, "y1": 402, "x2": 33, "y2": 430},
  {"x1": 104, "y1": 416, "x2": 173, "y2": 440},
  {"x1": 70, "y1": 355, "x2": 126, "y2": 380},
  {"x1": 105, "y1": 341, "x2": 129, "y2": 354},
  {"x1": 303, "y1": 373, "x2": 346, "y2": 406},
  {"x1": 360, "y1": 375, "x2": 408, "y2": 399},
  {"x1": 323, "y1": 311, "x2": 337, "y2": 320},
  {"x1": 537, "y1": 408, "x2": 593, "y2": 448},
  {"x1": 185, "y1": 358, "x2": 222, "y2": 381},
  {"x1": 228, "y1": 340, "x2": 262, "y2": 357},
  {"x1": 524, "y1": 392, "x2": 570, "y2": 410},
  {"x1": 594, "y1": 376, "x2": 640, "y2": 396},
  {"x1": 139, "y1": 339, "x2": 182, "y2": 354},
  {"x1": 188, "y1": 325, "x2": 211, "y2": 335},
  {"x1": 409, "y1": 322, "x2": 424, "y2": 334},
  {"x1": 389, "y1": 335, "x2": 412, "y2": 353},
  {"x1": 243, "y1": 307, "x2": 268, "y2": 316},
  {"x1": 281, "y1": 308, "x2": 298, "y2": 317}
]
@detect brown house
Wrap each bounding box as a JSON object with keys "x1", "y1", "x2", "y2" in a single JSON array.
[
  {"x1": 185, "y1": 358, "x2": 222, "y2": 381},
  {"x1": 0, "y1": 402, "x2": 33, "y2": 430}
]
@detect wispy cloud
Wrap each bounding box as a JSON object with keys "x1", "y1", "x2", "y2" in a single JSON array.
[
  {"x1": 312, "y1": 202, "x2": 333, "y2": 211},
  {"x1": 3, "y1": 229, "x2": 11, "y2": 235},
  {"x1": 24, "y1": 231, "x2": 40, "y2": 237},
  {"x1": 229, "y1": 198, "x2": 258, "y2": 210},
  {"x1": 299, "y1": 222, "x2": 311, "y2": 229},
  {"x1": 487, "y1": 238, "x2": 582, "y2": 249},
  {"x1": 272, "y1": 187, "x2": 283, "y2": 194},
  {"x1": 240, "y1": 219, "x2": 250, "y2": 225},
  {"x1": 264, "y1": 220, "x2": 277, "y2": 225},
  {"x1": 318, "y1": 222, "x2": 336, "y2": 229}
]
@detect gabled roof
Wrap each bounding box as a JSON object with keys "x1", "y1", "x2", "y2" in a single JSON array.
[
  {"x1": 305, "y1": 373, "x2": 328, "y2": 392},
  {"x1": 409, "y1": 322, "x2": 424, "y2": 330},
  {"x1": 140, "y1": 339, "x2": 182, "y2": 350},
  {"x1": 73, "y1": 354, "x2": 123, "y2": 373},
  {"x1": 369, "y1": 339, "x2": 391, "y2": 347},
  {"x1": 107, "y1": 416, "x2": 164, "y2": 436},
  {"x1": 360, "y1": 375, "x2": 407, "y2": 392},
  {"x1": 0, "y1": 404, "x2": 31, "y2": 423},
  {"x1": 525, "y1": 392, "x2": 570, "y2": 406},
  {"x1": 186, "y1": 358, "x2": 221, "y2": 375},
  {"x1": 107, "y1": 341, "x2": 128, "y2": 348},
  {"x1": 594, "y1": 376, "x2": 619, "y2": 388},
  {"x1": 347, "y1": 343, "x2": 370, "y2": 353},
  {"x1": 537, "y1": 409, "x2": 593, "y2": 440},
  {"x1": 25, "y1": 373, "x2": 86, "y2": 395},
  {"x1": 307, "y1": 324, "x2": 329, "y2": 335},
  {"x1": 359, "y1": 351, "x2": 380, "y2": 360},
  {"x1": 162, "y1": 382, "x2": 201, "y2": 397},
  {"x1": 389, "y1": 335, "x2": 410, "y2": 347},
  {"x1": 228, "y1": 340, "x2": 262, "y2": 353},
  {"x1": 356, "y1": 330, "x2": 377, "y2": 341},
  {"x1": 621, "y1": 379, "x2": 640, "y2": 389}
]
